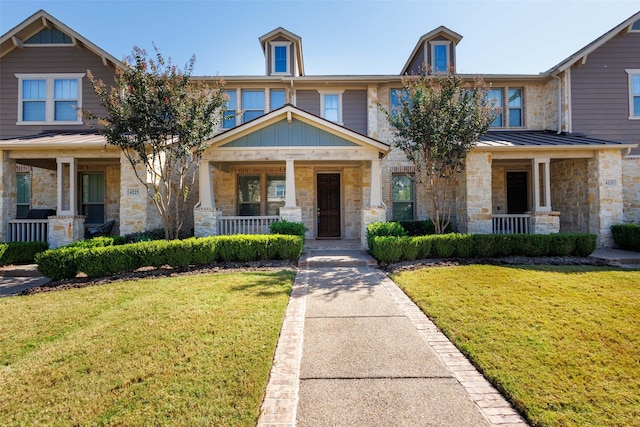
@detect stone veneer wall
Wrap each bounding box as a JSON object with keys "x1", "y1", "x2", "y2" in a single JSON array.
[
  {"x1": 30, "y1": 167, "x2": 57, "y2": 210},
  {"x1": 588, "y1": 150, "x2": 624, "y2": 247},
  {"x1": 550, "y1": 159, "x2": 589, "y2": 233},
  {"x1": 119, "y1": 154, "x2": 163, "y2": 236},
  {"x1": 622, "y1": 156, "x2": 640, "y2": 224},
  {"x1": 0, "y1": 153, "x2": 16, "y2": 242},
  {"x1": 457, "y1": 151, "x2": 493, "y2": 234}
]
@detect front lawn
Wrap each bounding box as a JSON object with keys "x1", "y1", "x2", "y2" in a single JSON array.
[
  {"x1": 391, "y1": 265, "x2": 640, "y2": 427},
  {"x1": 0, "y1": 271, "x2": 294, "y2": 426}
]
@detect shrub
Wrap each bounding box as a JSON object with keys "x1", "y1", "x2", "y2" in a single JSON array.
[
  {"x1": 398, "y1": 220, "x2": 454, "y2": 236},
  {"x1": 65, "y1": 236, "x2": 126, "y2": 248},
  {"x1": 123, "y1": 228, "x2": 166, "y2": 243},
  {"x1": 0, "y1": 241, "x2": 48, "y2": 266},
  {"x1": 573, "y1": 233, "x2": 597, "y2": 256},
  {"x1": 413, "y1": 236, "x2": 433, "y2": 259},
  {"x1": 548, "y1": 234, "x2": 576, "y2": 256},
  {"x1": 473, "y1": 234, "x2": 499, "y2": 257},
  {"x1": 452, "y1": 234, "x2": 476, "y2": 258},
  {"x1": 370, "y1": 236, "x2": 406, "y2": 264},
  {"x1": 611, "y1": 224, "x2": 640, "y2": 252},
  {"x1": 430, "y1": 234, "x2": 456, "y2": 257},
  {"x1": 35, "y1": 248, "x2": 79, "y2": 281},
  {"x1": 366, "y1": 221, "x2": 407, "y2": 248},
  {"x1": 270, "y1": 220, "x2": 306, "y2": 238}
]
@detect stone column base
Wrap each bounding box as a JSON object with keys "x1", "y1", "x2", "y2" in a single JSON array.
[
  {"x1": 279, "y1": 207, "x2": 302, "y2": 223},
  {"x1": 362, "y1": 205, "x2": 387, "y2": 248},
  {"x1": 529, "y1": 211, "x2": 560, "y2": 234},
  {"x1": 48, "y1": 216, "x2": 85, "y2": 248},
  {"x1": 194, "y1": 207, "x2": 221, "y2": 237}
]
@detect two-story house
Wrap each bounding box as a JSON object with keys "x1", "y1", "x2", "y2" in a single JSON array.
[{"x1": 1, "y1": 9, "x2": 638, "y2": 248}]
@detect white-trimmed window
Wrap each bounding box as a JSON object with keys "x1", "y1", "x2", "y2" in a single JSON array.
[
  {"x1": 16, "y1": 73, "x2": 84, "y2": 124},
  {"x1": 16, "y1": 172, "x2": 31, "y2": 218},
  {"x1": 626, "y1": 69, "x2": 640, "y2": 119},
  {"x1": 430, "y1": 41, "x2": 451, "y2": 74},
  {"x1": 631, "y1": 19, "x2": 640, "y2": 32},
  {"x1": 487, "y1": 87, "x2": 524, "y2": 128},
  {"x1": 81, "y1": 172, "x2": 105, "y2": 225},
  {"x1": 390, "y1": 89, "x2": 409, "y2": 118},
  {"x1": 222, "y1": 90, "x2": 237, "y2": 128},
  {"x1": 392, "y1": 174, "x2": 415, "y2": 221},
  {"x1": 241, "y1": 90, "x2": 265, "y2": 123},
  {"x1": 319, "y1": 90, "x2": 344, "y2": 124},
  {"x1": 24, "y1": 28, "x2": 73, "y2": 45},
  {"x1": 237, "y1": 174, "x2": 285, "y2": 216},
  {"x1": 271, "y1": 89, "x2": 286, "y2": 110},
  {"x1": 270, "y1": 42, "x2": 291, "y2": 75},
  {"x1": 487, "y1": 88, "x2": 504, "y2": 127}
]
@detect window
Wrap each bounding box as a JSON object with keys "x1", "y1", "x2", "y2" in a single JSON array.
[
  {"x1": 320, "y1": 92, "x2": 343, "y2": 123},
  {"x1": 390, "y1": 89, "x2": 409, "y2": 118},
  {"x1": 16, "y1": 74, "x2": 83, "y2": 124},
  {"x1": 631, "y1": 20, "x2": 640, "y2": 31},
  {"x1": 81, "y1": 173, "x2": 105, "y2": 224},
  {"x1": 487, "y1": 87, "x2": 523, "y2": 128},
  {"x1": 16, "y1": 173, "x2": 31, "y2": 218},
  {"x1": 238, "y1": 175, "x2": 261, "y2": 215},
  {"x1": 223, "y1": 90, "x2": 237, "y2": 128},
  {"x1": 508, "y1": 88, "x2": 523, "y2": 127},
  {"x1": 24, "y1": 28, "x2": 73, "y2": 45},
  {"x1": 242, "y1": 90, "x2": 264, "y2": 123},
  {"x1": 627, "y1": 70, "x2": 640, "y2": 119},
  {"x1": 431, "y1": 41, "x2": 450, "y2": 74},
  {"x1": 392, "y1": 174, "x2": 414, "y2": 221},
  {"x1": 271, "y1": 89, "x2": 286, "y2": 110},
  {"x1": 267, "y1": 175, "x2": 286, "y2": 215},
  {"x1": 270, "y1": 42, "x2": 291, "y2": 75}
]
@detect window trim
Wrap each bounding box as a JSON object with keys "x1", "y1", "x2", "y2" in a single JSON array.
[
  {"x1": 241, "y1": 89, "x2": 265, "y2": 123},
  {"x1": 392, "y1": 173, "x2": 415, "y2": 221},
  {"x1": 16, "y1": 172, "x2": 31, "y2": 218},
  {"x1": 630, "y1": 20, "x2": 640, "y2": 32},
  {"x1": 430, "y1": 40, "x2": 451, "y2": 74},
  {"x1": 270, "y1": 41, "x2": 292, "y2": 76},
  {"x1": 318, "y1": 90, "x2": 344, "y2": 124},
  {"x1": 487, "y1": 87, "x2": 525, "y2": 128},
  {"x1": 237, "y1": 173, "x2": 286, "y2": 216},
  {"x1": 222, "y1": 89, "x2": 237, "y2": 129},
  {"x1": 15, "y1": 73, "x2": 84, "y2": 125},
  {"x1": 24, "y1": 28, "x2": 75, "y2": 46},
  {"x1": 80, "y1": 172, "x2": 106, "y2": 225},
  {"x1": 270, "y1": 88, "x2": 286, "y2": 111},
  {"x1": 626, "y1": 69, "x2": 640, "y2": 120}
]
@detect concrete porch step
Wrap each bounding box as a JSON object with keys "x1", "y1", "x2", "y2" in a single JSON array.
[
  {"x1": 298, "y1": 250, "x2": 378, "y2": 268},
  {"x1": 590, "y1": 248, "x2": 640, "y2": 268}
]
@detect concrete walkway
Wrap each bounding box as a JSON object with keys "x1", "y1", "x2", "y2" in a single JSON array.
[
  {"x1": 258, "y1": 250, "x2": 529, "y2": 426},
  {"x1": 0, "y1": 263, "x2": 50, "y2": 297}
]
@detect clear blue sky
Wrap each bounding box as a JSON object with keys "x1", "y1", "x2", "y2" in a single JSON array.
[{"x1": 1, "y1": 0, "x2": 639, "y2": 76}]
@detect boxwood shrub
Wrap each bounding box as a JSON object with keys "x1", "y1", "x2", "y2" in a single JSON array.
[
  {"x1": 36, "y1": 234, "x2": 303, "y2": 281},
  {"x1": 611, "y1": 224, "x2": 640, "y2": 252},
  {"x1": 398, "y1": 220, "x2": 454, "y2": 236},
  {"x1": 0, "y1": 241, "x2": 49, "y2": 266},
  {"x1": 368, "y1": 233, "x2": 598, "y2": 264},
  {"x1": 270, "y1": 220, "x2": 306, "y2": 238}
]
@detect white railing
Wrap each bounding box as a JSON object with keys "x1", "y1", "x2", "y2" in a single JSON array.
[
  {"x1": 217, "y1": 216, "x2": 279, "y2": 235},
  {"x1": 492, "y1": 214, "x2": 532, "y2": 234},
  {"x1": 7, "y1": 219, "x2": 49, "y2": 242}
]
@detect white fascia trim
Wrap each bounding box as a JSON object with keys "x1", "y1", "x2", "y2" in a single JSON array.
[
  {"x1": 270, "y1": 41, "x2": 292, "y2": 76},
  {"x1": 626, "y1": 69, "x2": 640, "y2": 120},
  {"x1": 15, "y1": 73, "x2": 85, "y2": 125}
]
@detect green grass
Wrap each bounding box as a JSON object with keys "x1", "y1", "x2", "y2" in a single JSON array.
[
  {"x1": 0, "y1": 271, "x2": 294, "y2": 426},
  {"x1": 391, "y1": 265, "x2": 640, "y2": 427}
]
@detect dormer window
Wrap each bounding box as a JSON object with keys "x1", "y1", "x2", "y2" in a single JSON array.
[
  {"x1": 271, "y1": 42, "x2": 291, "y2": 75},
  {"x1": 431, "y1": 41, "x2": 450, "y2": 73}
]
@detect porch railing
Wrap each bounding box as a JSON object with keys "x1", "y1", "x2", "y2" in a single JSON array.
[
  {"x1": 492, "y1": 214, "x2": 532, "y2": 234},
  {"x1": 217, "y1": 216, "x2": 279, "y2": 235},
  {"x1": 7, "y1": 219, "x2": 49, "y2": 242}
]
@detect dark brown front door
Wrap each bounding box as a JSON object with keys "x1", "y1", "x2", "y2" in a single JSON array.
[
  {"x1": 507, "y1": 171, "x2": 528, "y2": 214},
  {"x1": 317, "y1": 173, "x2": 340, "y2": 238}
]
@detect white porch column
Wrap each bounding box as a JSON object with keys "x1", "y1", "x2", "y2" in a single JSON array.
[
  {"x1": 56, "y1": 157, "x2": 78, "y2": 215},
  {"x1": 199, "y1": 160, "x2": 215, "y2": 209},
  {"x1": 369, "y1": 158, "x2": 383, "y2": 206},
  {"x1": 285, "y1": 159, "x2": 296, "y2": 208},
  {"x1": 532, "y1": 158, "x2": 551, "y2": 212}
]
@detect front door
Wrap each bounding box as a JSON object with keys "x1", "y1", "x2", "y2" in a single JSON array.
[
  {"x1": 506, "y1": 171, "x2": 528, "y2": 214},
  {"x1": 317, "y1": 173, "x2": 340, "y2": 238}
]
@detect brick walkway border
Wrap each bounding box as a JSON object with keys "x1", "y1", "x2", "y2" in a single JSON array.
[{"x1": 257, "y1": 267, "x2": 529, "y2": 427}]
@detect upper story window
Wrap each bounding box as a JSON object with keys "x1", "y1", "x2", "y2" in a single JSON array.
[
  {"x1": 16, "y1": 73, "x2": 83, "y2": 124},
  {"x1": 627, "y1": 70, "x2": 640, "y2": 119},
  {"x1": 319, "y1": 90, "x2": 344, "y2": 124},
  {"x1": 631, "y1": 20, "x2": 640, "y2": 31},
  {"x1": 271, "y1": 89, "x2": 286, "y2": 110},
  {"x1": 242, "y1": 90, "x2": 265, "y2": 123},
  {"x1": 271, "y1": 42, "x2": 291, "y2": 75},
  {"x1": 431, "y1": 41, "x2": 451, "y2": 74},
  {"x1": 222, "y1": 90, "x2": 237, "y2": 129},
  {"x1": 24, "y1": 28, "x2": 73, "y2": 45},
  {"x1": 487, "y1": 87, "x2": 524, "y2": 128},
  {"x1": 390, "y1": 89, "x2": 409, "y2": 118}
]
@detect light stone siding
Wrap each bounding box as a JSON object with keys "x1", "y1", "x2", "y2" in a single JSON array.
[
  {"x1": 457, "y1": 151, "x2": 493, "y2": 234},
  {"x1": 622, "y1": 157, "x2": 640, "y2": 224},
  {"x1": 524, "y1": 79, "x2": 558, "y2": 131},
  {"x1": 48, "y1": 216, "x2": 84, "y2": 248},
  {"x1": 551, "y1": 159, "x2": 589, "y2": 233},
  {"x1": 119, "y1": 155, "x2": 163, "y2": 236},
  {"x1": 530, "y1": 211, "x2": 561, "y2": 234},
  {"x1": 0, "y1": 152, "x2": 16, "y2": 242},
  {"x1": 31, "y1": 167, "x2": 57, "y2": 210},
  {"x1": 588, "y1": 150, "x2": 624, "y2": 247}
]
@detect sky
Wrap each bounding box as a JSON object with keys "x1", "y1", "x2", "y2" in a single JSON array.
[{"x1": 1, "y1": 0, "x2": 639, "y2": 77}]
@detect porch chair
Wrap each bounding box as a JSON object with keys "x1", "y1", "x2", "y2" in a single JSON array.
[{"x1": 85, "y1": 219, "x2": 116, "y2": 239}]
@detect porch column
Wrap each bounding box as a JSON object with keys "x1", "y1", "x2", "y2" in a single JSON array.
[
  {"x1": 369, "y1": 158, "x2": 383, "y2": 206},
  {"x1": 50, "y1": 157, "x2": 84, "y2": 247},
  {"x1": 0, "y1": 151, "x2": 16, "y2": 242},
  {"x1": 532, "y1": 158, "x2": 551, "y2": 212},
  {"x1": 588, "y1": 150, "x2": 624, "y2": 247},
  {"x1": 362, "y1": 158, "x2": 387, "y2": 248},
  {"x1": 194, "y1": 160, "x2": 221, "y2": 237},
  {"x1": 279, "y1": 159, "x2": 302, "y2": 224},
  {"x1": 460, "y1": 151, "x2": 492, "y2": 234}
]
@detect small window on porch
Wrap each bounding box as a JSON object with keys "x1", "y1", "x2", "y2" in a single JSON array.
[
  {"x1": 16, "y1": 172, "x2": 31, "y2": 218},
  {"x1": 238, "y1": 175, "x2": 261, "y2": 215},
  {"x1": 392, "y1": 174, "x2": 415, "y2": 221},
  {"x1": 267, "y1": 175, "x2": 286, "y2": 215},
  {"x1": 81, "y1": 172, "x2": 105, "y2": 224}
]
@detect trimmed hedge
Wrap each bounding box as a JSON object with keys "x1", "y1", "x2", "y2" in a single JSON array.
[
  {"x1": 398, "y1": 220, "x2": 454, "y2": 236},
  {"x1": 369, "y1": 233, "x2": 597, "y2": 264},
  {"x1": 0, "y1": 241, "x2": 49, "y2": 266},
  {"x1": 270, "y1": 220, "x2": 306, "y2": 238},
  {"x1": 611, "y1": 224, "x2": 640, "y2": 252},
  {"x1": 35, "y1": 234, "x2": 304, "y2": 281}
]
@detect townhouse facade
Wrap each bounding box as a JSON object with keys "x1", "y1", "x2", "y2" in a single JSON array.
[{"x1": 0, "y1": 10, "x2": 638, "y2": 248}]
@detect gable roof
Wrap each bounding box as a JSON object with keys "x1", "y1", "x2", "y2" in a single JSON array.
[
  {"x1": 258, "y1": 27, "x2": 304, "y2": 76},
  {"x1": 400, "y1": 26, "x2": 463, "y2": 75},
  {"x1": 0, "y1": 9, "x2": 122, "y2": 68},
  {"x1": 544, "y1": 10, "x2": 640, "y2": 75},
  {"x1": 210, "y1": 104, "x2": 389, "y2": 153}
]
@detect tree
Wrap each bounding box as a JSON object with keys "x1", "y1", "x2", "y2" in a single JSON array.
[
  {"x1": 378, "y1": 73, "x2": 498, "y2": 234},
  {"x1": 85, "y1": 46, "x2": 226, "y2": 239}
]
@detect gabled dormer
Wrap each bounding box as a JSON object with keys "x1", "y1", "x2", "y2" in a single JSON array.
[
  {"x1": 400, "y1": 26, "x2": 462, "y2": 75},
  {"x1": 259, "y1": 27, "x2": 304, "y2": 77}
]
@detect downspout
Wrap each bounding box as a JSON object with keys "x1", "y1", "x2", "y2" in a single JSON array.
[{"x1": 553, "y1": 74, "x2": 562, "y2": 134}]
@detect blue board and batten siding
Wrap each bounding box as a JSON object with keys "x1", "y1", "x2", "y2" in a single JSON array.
[
  {"x1": 571, "y1": 30, "x2": 640, "y2": 154},
  {"x1": 220, "y1": 118, "x2": 359, "y2": 148}
]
